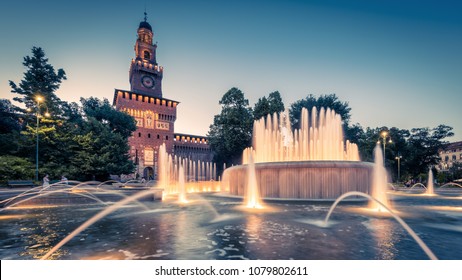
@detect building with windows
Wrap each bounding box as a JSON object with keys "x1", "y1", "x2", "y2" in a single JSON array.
[
  {"x1": 113, "y1": 15, "x2": 213, "y2": 180},
  {"x1": 438, "y1": 141, "x2": 462, "y2": 171}
]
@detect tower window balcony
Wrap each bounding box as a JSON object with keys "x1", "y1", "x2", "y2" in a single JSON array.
[{"x1": 144, "y1": 50, "x2": 151, "y2": 60}]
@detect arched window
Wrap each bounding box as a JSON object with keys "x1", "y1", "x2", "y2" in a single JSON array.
[
  {"x1": 138, "y1": 132, "x2": 141, "y2": 137},
  {"x1": 144, "y1": 50, "x2": 150, "y2": 60},
  {"x1": 157, "y1": 134, "x2": 160, "y2": 139},
  {"x1": 148, "y1": 133, "x2": 151, "y2": 138},
  {"x1": 166, "y1": 135, "x2": 169, "y2": 140}
]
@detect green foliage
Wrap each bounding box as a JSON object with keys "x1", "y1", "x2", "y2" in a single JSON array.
[
  {"x1": 5, "y1": 47, "x2": 137, "y2": 181},
  {"x1": 9, "y1": 47, "x2": 67, "y2": 116},
  {"x1": 406, "y1": 125, "x2": 454, "y2": 176},
  {"x1": 81, "y1": 97, "x2": 136, "y2": 138},
  {"x1": 0, "y1": 131, "x2": 21, "y2": 156},
  {"x1": 0, "y1": 156, "x2": 34, "y2": 183},
  {"x1": 0, "y1": 99, "x2": 23, "y2": 157},
  {"x1": 0, "y1": 99, "x2": 21, "y2": 133},
  {"x1": 268, "y1": 91, "x2": 285, "y2": 113},
  {"x1": 37, "y1": 97, "x2": 137, "y2": 181},
  {"x1": 448, "y1": 162, "x2": 462, "y2": 181},
  {"x1": 208, "y1": 87, "x2": 253, "y2": 169},
  {"x1": 351, "y1": 124, "x2": 453, "y2": 181},
  {"x1": 289, "y1": 94, "x2": 351, "y2": 129},
  {"x1": 3, "y1": 97, "x2": 135, "y2": 181},
  {"x1": 69, "y1": 116, "x2": 135, "y2": 180},
  {"x1": 253, "y1": 96, "x2": 270, "y2": 121},
  {"x1": 253, "y1": 91, "x2": 285, "y2": 120}
]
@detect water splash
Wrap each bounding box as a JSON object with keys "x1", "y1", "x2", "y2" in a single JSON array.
[
  {"x1": 368, "y1": 144, "x2": 390, "y2": 211},
  {"x1": 243, "y1": 107, "x2": 360, "y2": 164},
  {"x1": 410, "y1": 183, "x2": 427, "y2": 190},
  {"x1": 324, "y1": 191, "x2": 437, "y2": 260},
  {"x1": 244, "y1": 150, "x2": 263, "y2": 209},
  {"x1": 0, "y1": 182, "x2": 153, "y2": 211},
  {"x1": 426, "y1": 168, "x2": 435, "y2": 195},
  {"x1": 40, "y1": 188, "x2": 160, "y2": 260},
  {"x1": 158, "y1": 143, "x2": 218, "y2": 197},
  {"x1": 0, "y1": 188, "x2": 107, "y2": 210},
  {"x1": 440, "y1": 182, "x2": 462, "y2": 189},
  {"x1": 178, "y1": 161, "x2": 188, "y2": 203}
]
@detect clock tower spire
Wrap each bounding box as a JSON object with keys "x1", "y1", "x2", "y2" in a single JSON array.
[{"x1": 129, "y1": 12, "x2": 163, "y2": 98}]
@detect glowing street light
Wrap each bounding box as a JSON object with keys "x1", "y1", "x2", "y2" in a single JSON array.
[
  {"x1": 395, "y1": 154, "x2": 402, "y2": 183},
  {"x1": 377, "y1": 130, "x2": 392, "y2": 165},
  {"x1": 33, "y1": 95, "x2": 50, "y2": 182}
]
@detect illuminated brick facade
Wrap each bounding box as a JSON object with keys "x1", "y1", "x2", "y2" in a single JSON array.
[{"x1": 113, "y1": 17, "x2": 213, "y2": 179}]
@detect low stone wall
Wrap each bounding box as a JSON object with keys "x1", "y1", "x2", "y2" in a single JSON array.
[{"x1": 222, "y1": 161, "x2": 374, "y2": 200}]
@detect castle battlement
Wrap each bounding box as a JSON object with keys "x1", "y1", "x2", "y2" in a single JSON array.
[
  {"x1": 114, "y1": 89, "x2": 178, "y2": 108},
  {"x1": 174, "y1": 133, "x2": 208, "y2": 145},
  {"x1": 130, "y1": 59, "x2": 164, "y2": 73}
]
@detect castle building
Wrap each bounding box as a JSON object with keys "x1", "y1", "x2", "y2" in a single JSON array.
[{"x1": 113, "y1": 15, "x2": 213, "y2": 180}]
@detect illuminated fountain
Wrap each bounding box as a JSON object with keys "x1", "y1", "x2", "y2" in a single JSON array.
[
  {"x1": 158, "y1": 143, "x2": 219, "y2": 199},
  {"x1": 426, "y1": 168, "x2": 435, "y2": 195},
  {"x1": 178, "y1": 162, "x2": 188, "y2": 203},
  {"x1": 407, "y1": 169, "x2": 437, "y2": 195},
  {"x1": 222, "y1": 107, "x2": 373, "y2": 200},
  {"x1": 244, "y1": 150, "x2": 263, "y2": 208},
  {"x1": 368, "y1": 144, "x2": 391, "y2": 211},
  {"x1": 3, "y1": 110, "x2": 462, "y2": 260}
]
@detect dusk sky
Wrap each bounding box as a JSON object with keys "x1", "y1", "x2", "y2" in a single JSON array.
[{"x1": 1, "y1": 0, "x2": 461, "y2": 141}]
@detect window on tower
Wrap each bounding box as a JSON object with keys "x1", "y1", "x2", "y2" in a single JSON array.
[{"x1": 144, "y1": 51, "x2": 150, "y2": 60}]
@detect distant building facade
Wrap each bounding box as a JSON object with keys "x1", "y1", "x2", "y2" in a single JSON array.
[
  {"x1": 113, "y1": 16, "x2": 213, "y2": 180},
  {"x1": 438, "y1": 141, "x2": 462, "y2": 171}
]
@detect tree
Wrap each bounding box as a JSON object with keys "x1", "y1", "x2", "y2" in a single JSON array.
[
  {"x1": 253, "y1": 96, "x2": 270, "y2": 121},
  {"x1": 9, "y1": 46, "x2": 67, "y2": 116},
  {"x1": 81, "y1": 97, "x2": 136, "y2": 138},
  {"x1": 406, "y1": 125, "x2": 454, "y2": 177},
  {"x1": 268, "y1": 91, "x2": 285, "y2": 114},
  {"x1": 0, "y1": 99, "x2": 21, "y2": 133},
  {"x1": 70, "y1": 120, "x2": 135, "y2": 180},
  {"x1": 353, "y1": 124, "x2": 454, "y2": 181},
  {"x1": 289, "y1": 94, "x2": 351, "y2": 129},
  {"x1": 448, "y1": 162, "x2": 462, "y2": 182},
  {"x1": 5, "y1": 48, "x2": 136, "y2": 181},
  {"x1": 0, "y1": 156, "x2": 34, "y2": 184},
  {"x1": 67, "y1": 97, "x2": 137, "y2": 180},
  {"x1": 253, "y1": 91, "x2": 285, "y2": 120},
  {"x1": 4, "y1": 96, "x2": 136, "y2": 180},
  {"x1": 208, "y1": 87, "x2": 253, "y2": 169},
  {"x1": 0, "y1": 99, "x2": 22, "y2": 156}
]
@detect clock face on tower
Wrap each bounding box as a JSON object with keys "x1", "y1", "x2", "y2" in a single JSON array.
[{"x1": 141, "y1": 75, "x2": 155, "y2": 89}]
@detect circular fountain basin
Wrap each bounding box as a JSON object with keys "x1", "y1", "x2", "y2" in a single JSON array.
[{"x1": 223, "y1": 161, "x2": 374, "y2": 200}]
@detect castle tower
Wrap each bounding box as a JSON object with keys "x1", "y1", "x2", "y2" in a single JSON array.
[
  {"x1": 129, "y1": 12, "x2": 163, "y2": 98},
  {"x1": 113, "y1": 13, "x2": 178, "y2": 180},
  {"x1": 113, "y1": 14, "x2": 213, "y2": 181}
]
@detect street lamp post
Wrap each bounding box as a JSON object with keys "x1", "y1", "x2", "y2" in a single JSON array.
[
  {"x1": 34, "y1": 96, "x2": 43, "y2": 182},
  {"x1": 377, "y1": 130, "x2": 392, "y2": 165},
  {"x1": 32, "y1": 95, "x2": 50, "y2": 182},
  {"x1": 395, "y1": 154, "x2": 402, "y2": 183}
]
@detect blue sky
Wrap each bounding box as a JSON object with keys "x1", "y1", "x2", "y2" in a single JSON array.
[{"x1": 1, "y1": 0, "x2": 461, "y2": 141}]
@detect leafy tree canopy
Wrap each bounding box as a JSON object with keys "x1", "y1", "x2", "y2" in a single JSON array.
[
  {"x1": 9, "y1": 46, "x2": 66, "y2": 115},
  {"x1": 253, "y1": 91, "x2": 285, "y2": 120},
  {"x1": 351, "y1": 124, "x2": 453, "y2": 181},
  {"x1": 0, "y1": 99, "x2": 21, "y2": 133},
  {"x1": 289, "y1": 93, "x2": 351, "y2": 129},
  {"x1": 81, "y1": 97, "x2": 136, "y2": 138},
  {"x1": 208, "y1": 87, "x2": 253, "y2": 168}
]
